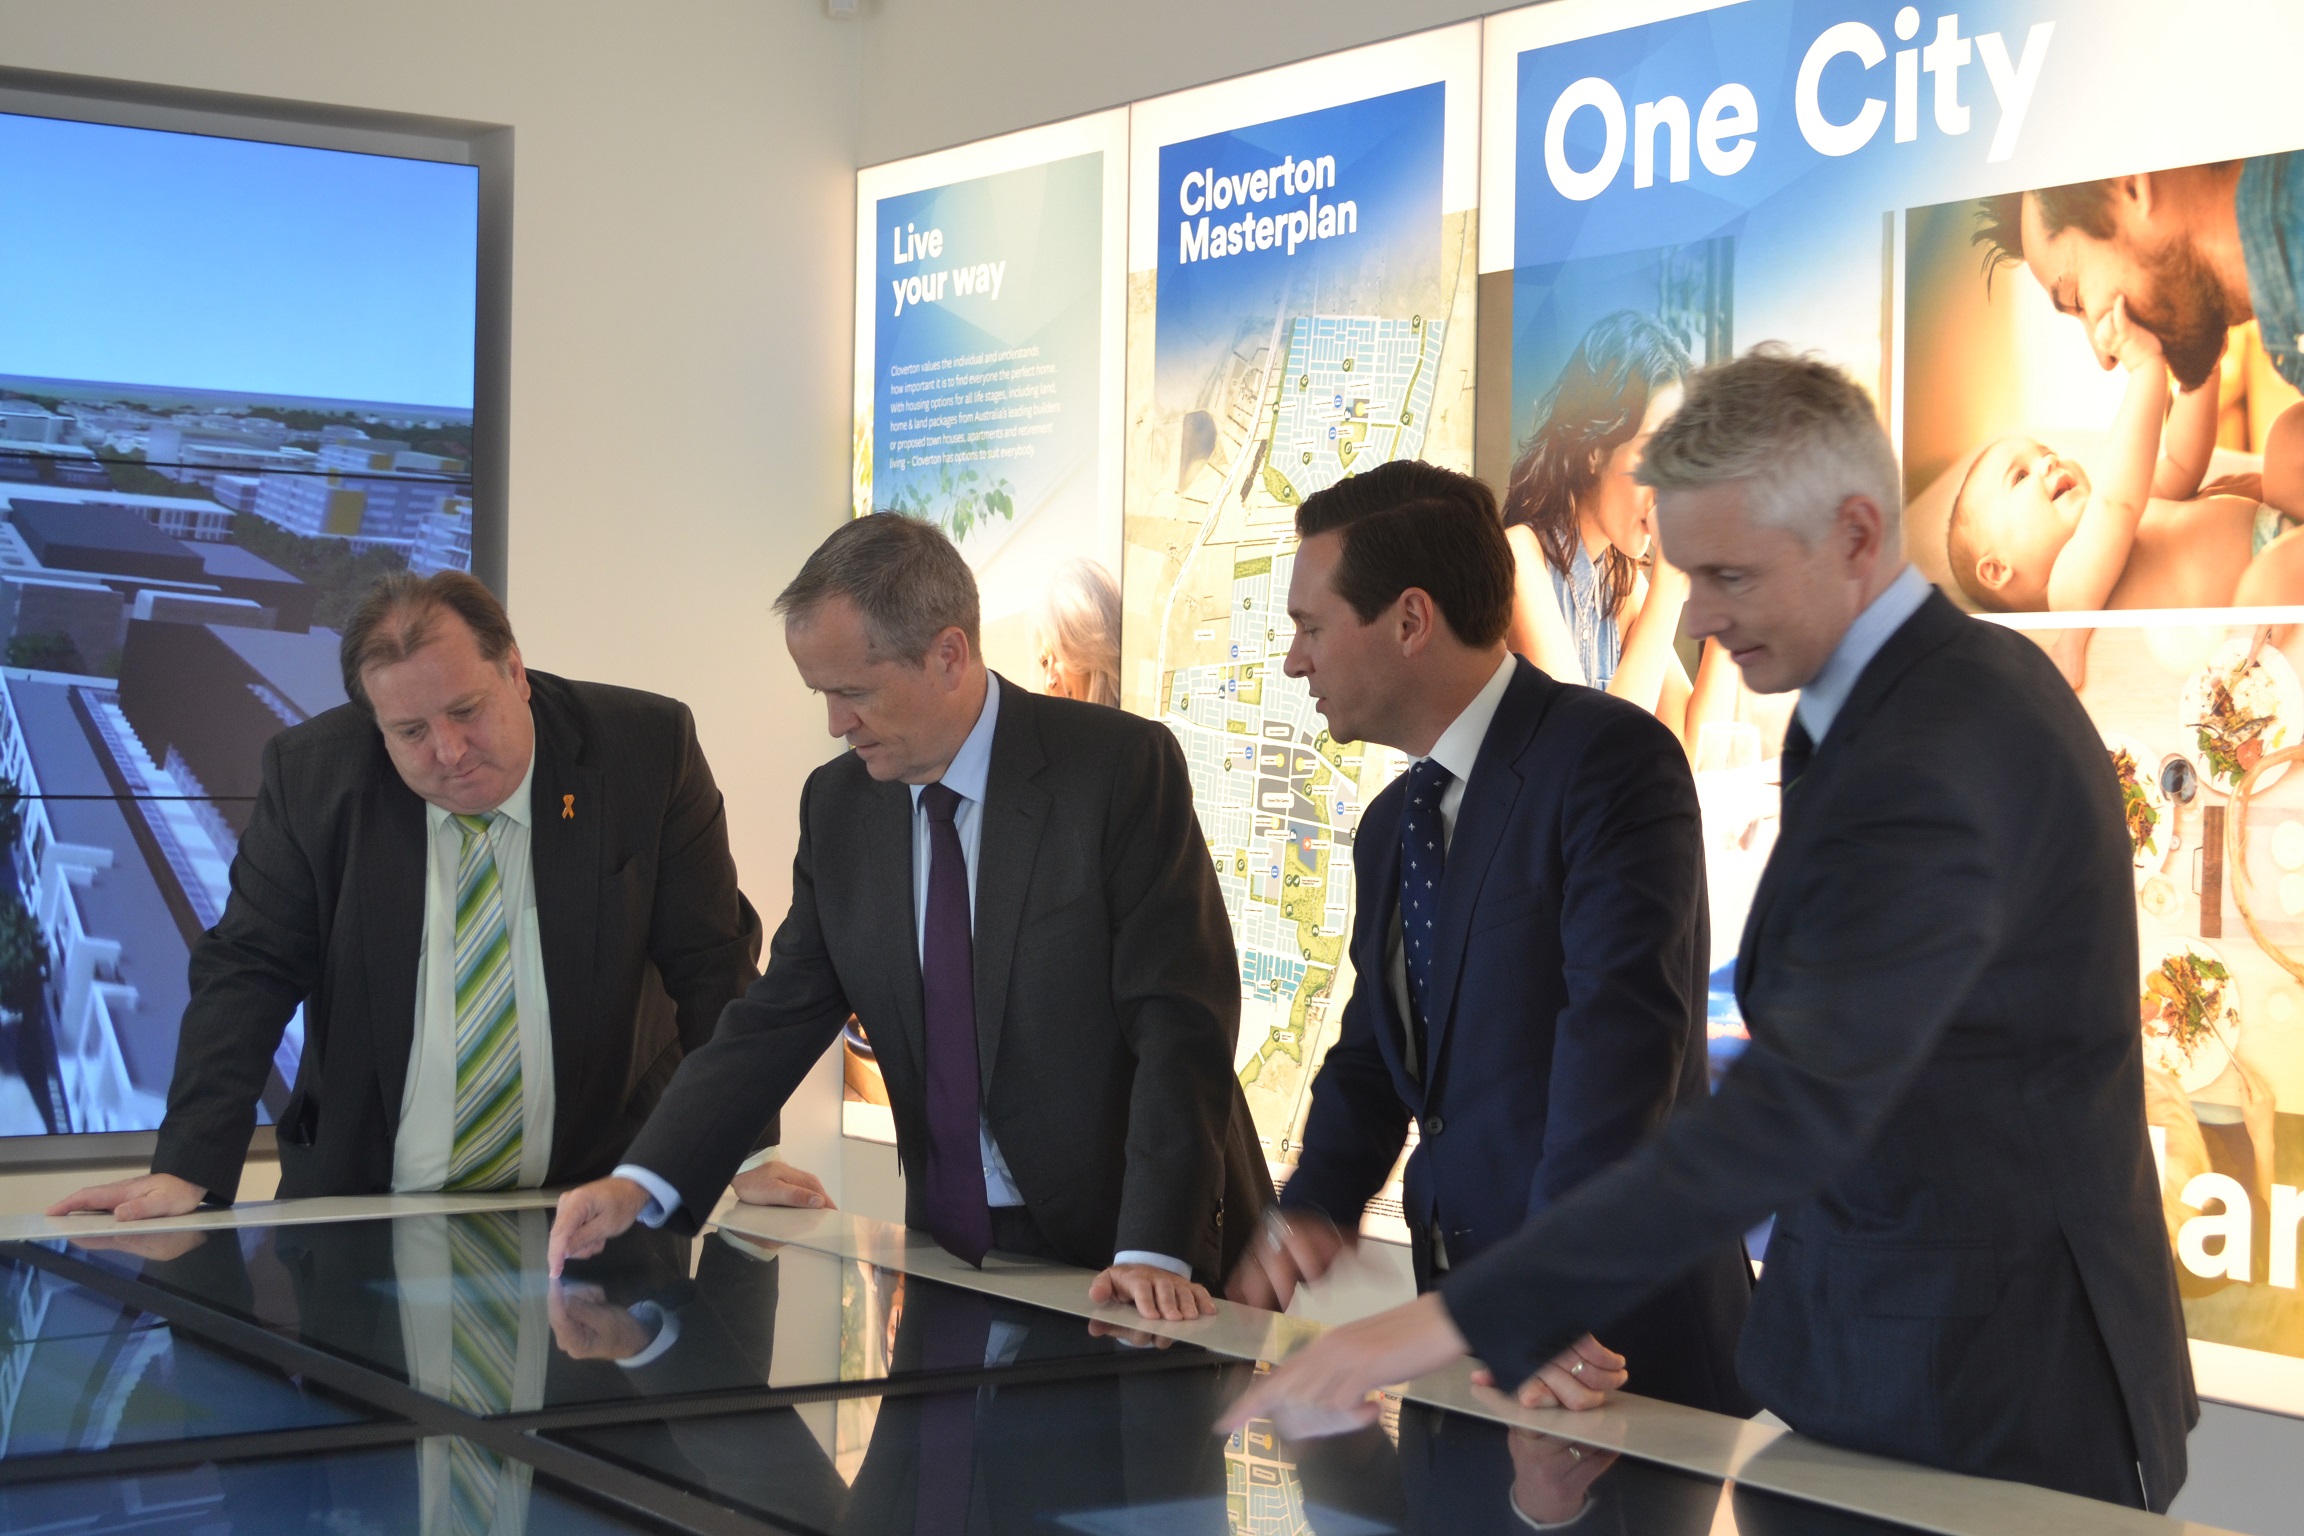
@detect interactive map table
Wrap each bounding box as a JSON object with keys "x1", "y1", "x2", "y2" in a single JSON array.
[{"x1": 0, "y1": 1196, "x2": 2216, "y2": 1534}]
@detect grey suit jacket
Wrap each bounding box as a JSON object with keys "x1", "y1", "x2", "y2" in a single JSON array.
[{"x1": 625, "y1": 676, "x2": 1268, "y2": 1278}]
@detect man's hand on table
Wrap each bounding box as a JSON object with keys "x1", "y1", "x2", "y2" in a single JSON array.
[
  {"x1": 1226, "y1": 1207, "x2": 1349, "y2": 1311},
  {"x1": 46, "y1": 1172, "x2": 207, "y2": 1222},
  {"x1": 731, "y1": 1160, "x2": 834, "y2": 1210},
  {"x1": 1216, "y1": 1291, "x2": 1470, "y2": 1439},
  {"x1": 1089, "y1": 1262, "x2": 1216, "y2": 1321},
  {"x1": 1472, "y1": 1334, "x2": 1627, "y2": 1411},
  {"x1": 549, "y1": 1176, "x2": 652, "y2": 1277}
]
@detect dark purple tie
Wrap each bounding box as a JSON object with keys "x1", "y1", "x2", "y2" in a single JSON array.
[{"x1": 919, "y1": 782, "x2": 992, "y2": 1265}]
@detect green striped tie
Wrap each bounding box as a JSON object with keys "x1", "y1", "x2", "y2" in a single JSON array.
[
  {"x1": 446, "y1": 812, "x2": 522, "y2": 1192},
  {"x1": 446, "y1": 1211, "x2": 523, "y2": 1532}
]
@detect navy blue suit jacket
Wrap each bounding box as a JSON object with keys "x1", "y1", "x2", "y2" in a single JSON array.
[{"x1": 1280, "y1": 657, "x2": 1752, "y2": 1415}]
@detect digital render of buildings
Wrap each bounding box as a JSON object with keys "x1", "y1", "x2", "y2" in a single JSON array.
[{"x1": 0, "y1": 486, "x2": 336, "y2": 1133}]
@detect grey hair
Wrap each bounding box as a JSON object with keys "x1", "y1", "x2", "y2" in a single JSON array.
[
  {"x1": 1635, "y1": 345, "x2": 1901, "y2": 545},
  {"x1": 775, "y1": 512, "x2": 980, "y2": 662}
]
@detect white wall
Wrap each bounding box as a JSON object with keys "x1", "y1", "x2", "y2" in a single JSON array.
[
  {"x1": 0, "y1": 0, "x2": 862, "y2": 1210},
  {"x1": 854, "y1": 0, "x2": 1494, "y2": 166}
]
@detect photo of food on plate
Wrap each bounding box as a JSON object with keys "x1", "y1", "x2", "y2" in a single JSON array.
[{"x1": 2011, "y1": 617, "x2": 2301, "y2": 1337}]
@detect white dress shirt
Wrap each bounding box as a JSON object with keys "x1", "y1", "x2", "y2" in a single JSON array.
[
  {"x1": 1793, "y1": 564, "x2": 1932, "y2": 748},
  {"x1": 622, "y1": 676, "x2": 1185, "y2": 1276},
  {"x1": 1386, "y1": 652, "x2": 1517, "y2": 1072},
  {"x1": 392, "y1": 742, "x2": 555, "y2": 1192}
]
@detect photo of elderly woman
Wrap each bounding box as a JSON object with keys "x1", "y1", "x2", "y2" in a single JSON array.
[{"x1": 1499, "y1": 309, "x2": 1734, "y2": 748}]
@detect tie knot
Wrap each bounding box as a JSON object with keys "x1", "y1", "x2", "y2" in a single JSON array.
[
  {"x1": 452, "y1": 811, "x2": 496, "y2": 841},
  {"x1": 920, "y1": 782, "x2": 963, "y2": 824},
  {"x1": 1407, "y1": 757, "x2": 1453, "y2": 797}
]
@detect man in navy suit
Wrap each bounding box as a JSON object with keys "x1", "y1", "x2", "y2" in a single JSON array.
[{"x1": 1225, "y1": 460, "x2": 1752, "y2": 1416}]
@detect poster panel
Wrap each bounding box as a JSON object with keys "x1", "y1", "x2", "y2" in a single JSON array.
[
  {"x1": 1486, "y1": 0, "x2": 2304, "y2": 1411},
  {"x1": 847, "y1": 111, "x2": 1128, "y2": 1139},
  {"x1": 1121, "y1": 24, "x2": 1482, "y2": 1237}
]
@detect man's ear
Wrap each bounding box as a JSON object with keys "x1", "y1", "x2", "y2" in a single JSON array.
[
  {"x1": 1395, "y1": 588, "x2": 1438, "y2": 657},
  {"x1": 2117, "y1": 173, "x2": 2154, "y2": 228}
]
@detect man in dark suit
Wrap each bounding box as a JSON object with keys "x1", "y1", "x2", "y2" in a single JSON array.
[
  {"x1": 550, "y1": 514, "x2": 1268, "y2": 1319},
  {"x1": 1222, "y1": 350, "x2": 2197, "y2": 1512},
  {"x1": 52, "y1": 571, "x2": 823, "y2": 1219},
  {"x1": 1224, "y1": 461, "x2": 1750, "y2": 1416}
]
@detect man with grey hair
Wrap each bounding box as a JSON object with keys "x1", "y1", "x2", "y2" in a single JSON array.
[
  {"x1": 1222, "y1": 349, "x2": 2196, "y2": 1513},
  {"x1": 552, "y1": 514, "x2": 1269, "y2": 1320}
]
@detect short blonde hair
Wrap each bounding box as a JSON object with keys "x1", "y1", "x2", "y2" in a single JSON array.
[{"x1": 1037, "y1": 558, "x2": 1121, "y2": 706}]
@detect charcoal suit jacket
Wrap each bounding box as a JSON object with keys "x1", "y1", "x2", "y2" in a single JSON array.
[
  {"x1": 623, "y1": 676, "x2": 1269, "y2": 1281},
  {"x1": 152, "y1": 670, "x2": 765, "y2": 1201},
  {"x1": 1439, "y1": 591, "x2": 2197, "y2": 1510},
  {"x1": 1278, "y1": 656, "x2": 1752, "y2": 1415}
]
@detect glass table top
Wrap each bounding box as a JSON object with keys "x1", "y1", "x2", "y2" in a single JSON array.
[
  {"x1": 556, "y1": 1365, "x2": 1944, "y2": 1536},
  {"x1": 0, "y1": 1253, "x2": 367, "y2": 1460},
  {"x1": 0, "y1": 1208, "x2": 2110, "y2": 1536},
  {"x1": 0, "y1": 1438, "x2": 664, "y2": 1535},
  {"x1": 46, "y1": 1210, "x2": 1190, "y2": 1417}
]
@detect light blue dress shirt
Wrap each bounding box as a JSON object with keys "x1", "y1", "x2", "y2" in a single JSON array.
[
  {"x1": 1792, "y1": 564, "x2": 1932, "y2": 748},
  {"x1": 619, "y1": 675, "x2": 1184, "y2": 1276}
]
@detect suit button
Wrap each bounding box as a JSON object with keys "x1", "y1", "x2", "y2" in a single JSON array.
[{"x1": 1425, "y1": 1116, "x2": 1444, "y2": 1136}]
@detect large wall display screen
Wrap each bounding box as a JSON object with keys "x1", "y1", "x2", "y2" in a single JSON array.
[
  {"x1": 0, "y1": 110, "x2": 479, "y2": 1144},
  {"x1": 1483, "y1": 0, "x2": 2304, "y2": 1413},
  {"x1": 1121, "y1": 27, "x2": 1482, "y2": 1237},
  {"x1": 847, "y1": 111, "x2": 1128, "y2": 1137}
]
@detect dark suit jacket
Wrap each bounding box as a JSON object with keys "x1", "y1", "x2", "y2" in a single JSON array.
[
  {"x1": 1279, "y1": 658, "x2": 1750, "y2": 1415},
  {"x1": 625, "y1": 677, "x2": 1269, "y2": 1279},
  {"x1": 1440, "y1": 592, "x2": 2197, "y2": 1509},
  {"x1": 835, "y1": 1287, "x2": 1240, "y2": 1536},
  {"x1": 152, "y1": 670, "x2": 765, "y2": 1201}
]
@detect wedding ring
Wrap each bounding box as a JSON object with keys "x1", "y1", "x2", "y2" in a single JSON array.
[{"x1": 1569, "y1": 1359, "x2": 1586, "y2": 1378}]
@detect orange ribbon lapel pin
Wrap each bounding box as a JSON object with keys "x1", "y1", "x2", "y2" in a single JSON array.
[{"x1": 562, "y1": 794, "x2": 575, "y2": 820}]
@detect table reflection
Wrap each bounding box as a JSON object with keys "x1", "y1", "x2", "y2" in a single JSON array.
[
  {"x1": 0, "y1": 1255, "x2": 363, "y2": 1459},
  {"x1": 0, "y1": 1439, "x2": 649, "y2": 1535},
  {"x1": 46, "y1": 1209, "x2": 1151, "y2": 1415}
]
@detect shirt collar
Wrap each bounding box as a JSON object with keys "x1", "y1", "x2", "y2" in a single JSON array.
[
  {"x1": 426, "y1": 720, "x2": 536, "y2": 831},
  {"x1": 1420, "y1": 652, "x2": 1516, "y2": 784},
  {"x1": 1795, "y1": 564, "x2": 1932, "y2": 746},
  {"x1": 910, "y1": 672, "x2": 1000, "y2": 809}
]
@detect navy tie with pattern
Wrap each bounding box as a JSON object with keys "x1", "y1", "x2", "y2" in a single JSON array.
[
  {"x1": 1399, "y1": 757, "x2": 1453, "y2": 1051},
  {"x1": 919, "y1": 782, "x2": 993, "y2": 1266}
]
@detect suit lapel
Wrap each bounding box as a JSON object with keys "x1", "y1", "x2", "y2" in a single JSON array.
[
  {"x1": 526, "y1": 683, "x2": 603, "y2": 1157},
  {"x1": 1423, "y1": 663, "x2": 1548, "y2": 1076},
  {"x1": 866, "y1": 777, "x2": 926, "y2": 1083},
  {"x1": 363, "y1": 754, "x2": 428, "y2": 1132},
  {"x1": 1735, "y1": 589, "x2": 1968, "y2": 1000},
  {"x1": 1352, "y1": 783, "x2": 1421, "y2": 1114},
  {"x1": 971, "y1": 679, "x2": 1049, "y2": 1096}
]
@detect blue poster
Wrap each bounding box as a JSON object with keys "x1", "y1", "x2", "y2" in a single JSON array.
[
  {"x1": 871, "y1": 152, "x2": 1102, "y2": 549},
  {"x1": 1154, "y1": 85, "x2": 1445, "y2": 419}
]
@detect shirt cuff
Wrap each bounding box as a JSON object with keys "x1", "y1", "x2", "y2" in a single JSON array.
[
  {"x1": 614, "y1": 1300, "x2": 682, "y2": 1370},
  {"x1": 1111, "y1": 1250, "x2": 1192, "y2": 1279},
  {"x1": 613, "y1": 1164, "x2": 682, "y2": 1229}
]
